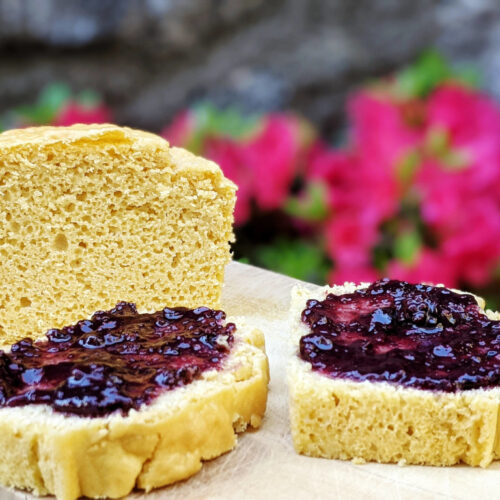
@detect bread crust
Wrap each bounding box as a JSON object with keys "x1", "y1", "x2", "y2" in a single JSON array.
[
  {"x1": 288, "y1": 283, "x2": 500, "y2": 467},
  {"x1": 0, "y1": 318, "x2": 269, "y2": 500},
  {"x1": 0, "y1": 124, "x2": 165, "y2": 149}
]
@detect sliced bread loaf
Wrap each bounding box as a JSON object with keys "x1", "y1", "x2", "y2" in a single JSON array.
[
  {"x1": 0, "y1": 124, "x2": 236, "y2": 344},
  {"x1": 288, "y1": 282, "x2": 500, "y2": 467}
]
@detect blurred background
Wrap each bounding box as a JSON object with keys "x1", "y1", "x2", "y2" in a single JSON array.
[{"x1": 0, "y1": 0, "x2": 499, "y2": 306}]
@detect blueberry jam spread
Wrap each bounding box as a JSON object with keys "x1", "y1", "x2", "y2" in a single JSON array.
[
  {"x1": 300, "y1": 279, "x2": 500, "y2": 392},
  {"x1": 0, "y1": 303, "x2": 235, "y2": 417}
]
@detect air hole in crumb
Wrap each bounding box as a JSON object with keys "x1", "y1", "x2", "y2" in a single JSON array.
[
  {"x1": 407, "y1": 426, "x2": 414, "y2": 436},
  {"x1": 53, "y1": 233, "x2": 68, "y2": 251},
  {"x1": 9, "y1": 221, "x2": 20, "y2": 233},
  {"x1": 76, "y1": 192, "x2": 87, "y2": 201},
  {"x1": 78, "y1": 241, "x2": 87, "y2": 249},
  {"x1": 20, "y1": 297, "x2": 31, "y2": 308},
  {"x1": 65, "y1": 202, "x2": 75, "y2": 212}
]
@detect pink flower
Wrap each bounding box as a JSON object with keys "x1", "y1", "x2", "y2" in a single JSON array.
[
  {"x1": 415, "y1": 85, "x2": 500, "y2": 286},
  {"x1": 388, "y1": 248, "x2": 458, "y2": 287},
  {"x1": 161, "y1": 110, "x2": 195, "y2": 149},
  {"x1": 54, "y1": 102, "x2": 111, "y2": 126},
  {"x1": 204, "y1": 138, "x2": 253, "y2": 226},
  {"x1": 427, "y1": 85, "x2": 500, "y2": 147},
  {"x1": 307, "y1": 141, "x2": 399, "y2": 279},
  {"x1": 243, "y1": 114, "x2": 300, "y2": 211},
  {"x1": 439, "y1": 200, "x2": 500, "y2": 286},
  {"x1": 349, "y1": 92, "x2": 421, "y2": 168}
]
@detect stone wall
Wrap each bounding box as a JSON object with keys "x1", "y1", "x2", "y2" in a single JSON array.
[{"x1": 1, "y1": 0, "x2": 500, "y2": 133}]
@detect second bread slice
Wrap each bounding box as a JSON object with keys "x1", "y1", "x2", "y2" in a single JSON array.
[{"x1": 288, "y1": 282, "x2": 500, "y2": 467}]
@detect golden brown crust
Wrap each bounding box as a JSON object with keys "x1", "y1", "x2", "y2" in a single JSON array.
[
  {"x1": 288, "y1": 284, "x2": 500, "y2": 467},
  {"x1": 0, "y1": 124, "x2": 166, "y2": 150}
]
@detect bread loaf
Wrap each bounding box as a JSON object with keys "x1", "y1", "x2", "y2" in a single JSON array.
[
  {"x1": 288, "y1": 283, "x2": 500, "y2": 467},
  {"x1": 0, "y1": 124, "x2": 236, "y2": 344}
]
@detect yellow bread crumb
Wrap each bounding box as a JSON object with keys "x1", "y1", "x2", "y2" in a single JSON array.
[{"x1": 0, "y1": 124, "x2": 236, "y2": 343}]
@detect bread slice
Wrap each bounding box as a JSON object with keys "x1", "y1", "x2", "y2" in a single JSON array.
[
  {"x1": 288, "y1": 283, "x2": 500, "y2": 467},
  {"x1": 0, "y1": 316, "x2": 268, "y2": 500},
  {"x1": 0, "y1": 124, "x2": 236, "y2": 344}
]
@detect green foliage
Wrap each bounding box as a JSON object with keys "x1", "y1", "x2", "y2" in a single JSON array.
[
  {"x1": 284, "y1": 181, "x2": 329, "y2": 221},
  {"x1": 16, "y1": 83, "x2": 72, "y2": 125},
  {"x1": 397, "y1": 50, "x2": 480, "y2": 98},
  {"x1": 393, "y1": 230, "x2": 422, "y2": 265},
  {"x1": 254, "y1": 238, "x2": 330, "y2": 284},
  {"x1": 187, "y1": 102, "x2": 259, "y2": 153}
]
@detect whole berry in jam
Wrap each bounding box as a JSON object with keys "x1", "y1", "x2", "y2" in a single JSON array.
[
  {"x1": 0, "y1": 303, "x2": 235, "y2": 417},
  {"x1": 300, "y1": 279, "x2": 500, "y2": 392}
]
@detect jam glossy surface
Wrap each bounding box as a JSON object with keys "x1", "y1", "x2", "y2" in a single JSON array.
[
  {"x1": 300, "y1": 279, "x2": 500, "y2": 392},
  {"x1": 0, "y1": 303, "x2": 234, "y2": 417}
]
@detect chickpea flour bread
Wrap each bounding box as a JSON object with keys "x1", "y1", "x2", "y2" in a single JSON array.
[
  {"x1": 0, "y1": 124, "x2": 236, "y2": 344},
  {"x1": 0, "y1": 303, "x2": 269, "y2": 499},
  {"x1": 288, "y1": 279, "x2": 500, "y2": 467}
]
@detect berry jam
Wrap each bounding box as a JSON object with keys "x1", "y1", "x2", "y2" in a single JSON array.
[
  {"x1": 300, "y1": 279, "x2": 500, "y2": 392},
  {"x1": 0, "y1": 303, "x2": 235, "y2": 417}
]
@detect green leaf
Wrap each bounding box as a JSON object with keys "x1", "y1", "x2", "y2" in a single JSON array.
[
  {"x1": 39, "y1": 83, "x2": 72, "y2": 110},
  {"x1": 254, "y1": 238, "x2": 330, "y2": 284},
  {"x1": 426, "y1": 127, "x2": 469, "y2": 170},
  {"x1": 393, "y1": 230, "x2": 422, "y2": 265},
  {"x1": 426, "y1": 127, "x2": 449, "y2": 156},
  {"x1": 396, "y1": 50, "x2": 481, "y2": 98},
  {"x1": 396, "y1": 150, "x2": 421, "y2": 185},
  {"x1": 16, "y1": 83, "x2": 72, "y2": 124},
  {"x1": 194, "y1": 102, "x2": 259, "y2": 139},
  {"x1": 284, "y1": 181, "x2": 329, "y2": 221},
  {"x1": 397, "y1": 50, "x2": 451, "y2": 98}
]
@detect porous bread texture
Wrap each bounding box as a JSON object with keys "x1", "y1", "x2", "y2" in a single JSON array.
[
  {"x1": 288, "y1": 283, "x2": 500, "y2": 467},
  {"x1": 0, "y1": 316, "x2": 269, "y2": 500},
  {"x1": 0, "y1": 124, "x2": 236, "y2": 344}
]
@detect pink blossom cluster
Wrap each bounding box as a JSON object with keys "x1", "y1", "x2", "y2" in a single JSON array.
[
  {"x1": 164, "y1": 84, "x2": 500, "y2": 290},
  {"x1": 315, "y1": 84, "x2": 500, "y2": 288},
  {"x1": 163, "y1": 112, "x2": 306, "y2": 225},
  {"x1": 53, "y1": 101, "x2": 111, "y2": 127}
]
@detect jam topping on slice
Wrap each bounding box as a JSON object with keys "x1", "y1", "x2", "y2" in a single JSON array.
[
  {"x1": 0, "y1": 303, "x2": 235, "y2": 417},
  {"x1": 300, "y1": 279, "x2": 500, "y2": 392}
]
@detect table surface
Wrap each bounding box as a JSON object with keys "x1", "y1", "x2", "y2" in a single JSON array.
[{"x1": 3, "y1": 262, "x2": 500, "y2": 500}]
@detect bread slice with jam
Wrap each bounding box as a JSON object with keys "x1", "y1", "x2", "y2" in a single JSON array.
[
  {"x1": 288, "y1": 279, "x2": 500, "y2": 467},
  {"x1": 0, "y1": 303, "x2": 269, "y2": 500}
]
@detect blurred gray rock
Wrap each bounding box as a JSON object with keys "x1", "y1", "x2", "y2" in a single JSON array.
[{"x1": 1, "y1": 0, "x2": 500, "y2": 132}]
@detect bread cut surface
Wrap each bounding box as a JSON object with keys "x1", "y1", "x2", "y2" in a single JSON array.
[
  {"x1": 288, "y1": 283, "x2": 500, "y2": 467},
  {"x1": 0, "y1": 124, "x2": 236, "y2": 344},
  {"x1": 0, "y1": 316, "x2": 269, "y2": 500}
]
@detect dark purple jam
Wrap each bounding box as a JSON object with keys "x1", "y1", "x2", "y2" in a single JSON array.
[
  {"x1": 300, "y1": 279, "x2": 500, "y2": 392},
  {"x1": 0, "y1": 303, "x2": 235, "y2": 417}
]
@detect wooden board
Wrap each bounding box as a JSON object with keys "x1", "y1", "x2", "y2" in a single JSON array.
[{"x1": 2, "y1": 262, "x2": 499, "y2": 500}]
